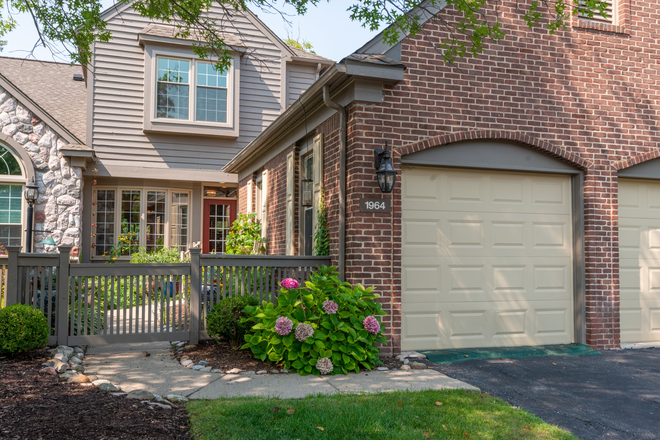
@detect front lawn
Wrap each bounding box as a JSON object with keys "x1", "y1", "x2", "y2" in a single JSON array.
[{"x1": 187, "y1": 389, "x2": 577, "y2": 440}]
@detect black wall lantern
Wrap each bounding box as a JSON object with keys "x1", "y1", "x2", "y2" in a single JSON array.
[
  {"x1": 301, "y1": 178, "x2": 313, "y2": 207},
  {"x1": 374, "y1": 141, "x2": 397, "y2": 193},
  {"x1": 24, "y1": 177, "x2": 39, "y2": 253}
]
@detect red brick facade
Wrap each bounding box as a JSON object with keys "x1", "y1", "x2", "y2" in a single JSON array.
[{"x1": 238, "y1": 1, "x2": 660, "y2": 352}]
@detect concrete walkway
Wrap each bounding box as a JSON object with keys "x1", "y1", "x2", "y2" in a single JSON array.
[{"x1": 84, "y1": 342, "x2": 477, "y2": 399}]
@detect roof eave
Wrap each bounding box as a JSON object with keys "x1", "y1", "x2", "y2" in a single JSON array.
[
  {"x1": 137, "y1": 33, "x2": 248, "y2": 54},
  {"x1": 222, "y1": 59, "x2": 405, "y2": 174}
]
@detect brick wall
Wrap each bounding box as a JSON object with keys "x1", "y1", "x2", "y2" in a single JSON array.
[{"x1": 343, "y1": 1, "x2": 660, "y2": 351}]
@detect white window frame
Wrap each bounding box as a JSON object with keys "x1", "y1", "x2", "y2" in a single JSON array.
[
  {"x1": 142, "y1": 44, "x2": 240, "y2": 137},
  {"x1": 92, "y1": 187, "x2": 192, "y2": 259},
  {"x1": 153, "y1": 55, "x2": 235, "y2": 127},
  {"x1": 0, "y1": 146, "x2": 27, "y2": 249},
  {"x1": 578, "y1": 0, "x2": 617, "y2": 25}
]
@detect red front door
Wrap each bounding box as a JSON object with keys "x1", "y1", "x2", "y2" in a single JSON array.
[{"x1": 203, "y1": 199, "x2": 237, "y2": 254}]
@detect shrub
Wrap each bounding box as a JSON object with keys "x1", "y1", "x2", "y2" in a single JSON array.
[
  {"x1": 0, "y1": 304, "x2": 49, "y2": 355},
  {"x1": 207, "y1": 296, "x2": 258, "y2": 349},
  {"x1": 241, "y1": 266, "x2": 387, "y2": 376},
  {"x1": 225, "y1": 213, "x2": 266, "y2": 255},
  {"x1": 130, "y1": 246, "x2": 190, "y2": 264}
]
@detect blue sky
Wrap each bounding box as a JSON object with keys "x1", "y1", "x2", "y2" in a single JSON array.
[{"x1": 1, "y1": 0, "x2": 380, "y2": 63}]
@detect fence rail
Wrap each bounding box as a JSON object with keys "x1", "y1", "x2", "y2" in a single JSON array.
[{"x1": 0, "y1": 246, "x2": 331, "y2": 346}]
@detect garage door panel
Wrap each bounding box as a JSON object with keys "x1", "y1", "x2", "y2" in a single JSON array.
[
  {"x1": 619, "y1": 179, "x2": 660, "y2": 344},
  {"x1": 402, "y1": 166, "x2": 574, "y2": 350},
  {"x1": 402, "y1": 168, "x2": 571, "y2": 215}
]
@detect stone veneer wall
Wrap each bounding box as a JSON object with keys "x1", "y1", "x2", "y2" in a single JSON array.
[{"x1": 0, "y1": 86, "x2": 82, "y2": 253}]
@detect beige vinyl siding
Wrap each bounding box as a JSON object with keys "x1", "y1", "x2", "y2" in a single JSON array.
[
  {"x1": 287, "y1": 63, "x2": 318, "y2": 107},
  {"x1": 92, "y1": 6, "x2": 286, "y2": 175}
]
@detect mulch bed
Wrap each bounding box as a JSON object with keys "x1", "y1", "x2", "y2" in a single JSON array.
[
  {"x1": 174, "y1": 340, "x2": 403, "y2": 372},
  {"x1": 0, "y1": 349, "x2": 190, "y2": 440}
]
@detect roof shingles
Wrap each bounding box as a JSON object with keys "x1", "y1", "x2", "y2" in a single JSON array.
[{"x1": 0, "y1": 56, "x2": 86, "y2": 143}]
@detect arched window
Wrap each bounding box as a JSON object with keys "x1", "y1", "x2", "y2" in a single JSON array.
[{"x1": 0, "y1": 145, "x2": 25, "y2": 248}]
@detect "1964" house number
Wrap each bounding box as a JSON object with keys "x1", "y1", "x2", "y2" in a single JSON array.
[{"x1": 359, "y1": 198, "x2": 391, "y2": 213}]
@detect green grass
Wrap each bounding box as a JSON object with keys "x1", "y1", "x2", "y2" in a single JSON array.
[{"x1": 187, "y1": 389, "x2": 578, "y2": 440}]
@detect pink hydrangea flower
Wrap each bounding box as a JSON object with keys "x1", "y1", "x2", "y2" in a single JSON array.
[
  {"x1": 295, "y1": 323, "x2": 314, "y2": 342},
  {"x1": 275, "y1": 316, "x2": 293, "y2": 336},
  {"x1": 322, "y1": 300, "x2": 338, "y2": 315},
  {"x1": 280, "y1": 278, "x2": 299, "y2": 289},
  {"x1": 363, "y1": 316, "x2": 381, "y2": 335}
]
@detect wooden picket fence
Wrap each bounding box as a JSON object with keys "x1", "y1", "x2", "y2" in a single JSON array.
[{"x1": 0, "y1": 246, "x2": 330, "y2": 346}]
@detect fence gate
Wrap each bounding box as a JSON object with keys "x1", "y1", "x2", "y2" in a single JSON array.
[{"x1": 66, "y1": 263, "x2": 192, "y2": 345}]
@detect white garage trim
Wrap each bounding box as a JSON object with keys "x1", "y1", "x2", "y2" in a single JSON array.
[{"x1": 401, "y1": 141, "x2": 585, "y2": 347}]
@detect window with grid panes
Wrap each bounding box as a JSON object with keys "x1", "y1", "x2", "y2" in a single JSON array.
[
  {"x1": 208, "y1": 204, "x2": 231, "y2": 253},
  {"x1": 578, "y1": 0, "x2": 615, "y2": 24},
  {"x1": 0, "y1": 146, "x2": 24, "y2": 248}
]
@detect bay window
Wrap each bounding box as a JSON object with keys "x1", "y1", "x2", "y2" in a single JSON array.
[
  {"x1": 93, "y1": 187, "x2": 191, "y2": 258},
  {"x1": 156, "y1": 58, "x2": 190, "y2": 119}
]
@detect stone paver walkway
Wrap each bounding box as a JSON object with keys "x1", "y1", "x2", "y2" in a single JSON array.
[{"x1": 84, "y1": 342, "x2": 477, "y2": 399}]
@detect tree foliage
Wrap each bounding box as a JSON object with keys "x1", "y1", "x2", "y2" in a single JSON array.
[
  {"x1": 285, "y1": 37, "x2": 315, "y2": 53},
  {"x1": 225, "y1": 212, "x2": 267, "y2": 255},
  {"x1": 0, "y1": 0, "x2": 609, "y2": 68}
]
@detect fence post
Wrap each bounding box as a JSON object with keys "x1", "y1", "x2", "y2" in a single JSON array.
[
  {"x1": 5, "y1": 245, "x2": 21, "y2": 306},
  {"x1": 189, "y1": 248, "x2": 202, "y2": 345},
  {"x1": 57, "y1": 246, "x2": 72, "y2": 347}
]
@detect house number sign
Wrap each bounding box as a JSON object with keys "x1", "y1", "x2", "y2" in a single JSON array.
[{"x1": 359, "y1": 198, "x2": 391, "y2": 213}]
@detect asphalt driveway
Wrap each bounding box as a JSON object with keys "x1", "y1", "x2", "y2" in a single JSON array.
[{"x1": 433, "y1": 348, "x2": 660, "y2": 440}]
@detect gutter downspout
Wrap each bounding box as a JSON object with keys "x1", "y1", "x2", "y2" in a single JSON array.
[{"x1": 322, "y1": 85, "x2": 347, "y2": 280}]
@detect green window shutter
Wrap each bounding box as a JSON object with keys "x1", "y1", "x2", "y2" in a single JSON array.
[
  {"x1": 261, "y1": 170, "x2": 268, "y2": 240},
  {"x1": 246, "y1": 179, "x2": 253, "y2": 213}
]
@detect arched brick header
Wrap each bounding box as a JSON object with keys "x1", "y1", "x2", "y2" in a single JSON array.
[
  {"x1": 613, "y1": 150, "x2": 660, "y2": 171},
  {"x1": 397, "y1": 131, "x2": 593, "y2": 170}
]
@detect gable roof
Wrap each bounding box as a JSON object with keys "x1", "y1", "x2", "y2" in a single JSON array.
[
  {"x1": 0, "y1": 56, "x2": 86, "y2": 144},
  {"x1": 289, "y1": 46, "x2": 334, "y2": 63},
  {"x1": 138, "y1": 23, "x2": 247, "y2": 49}
]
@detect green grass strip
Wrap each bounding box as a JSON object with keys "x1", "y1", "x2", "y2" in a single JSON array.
[{"x1": 187, "y1": 389, "x2": 578, "y2": 440}]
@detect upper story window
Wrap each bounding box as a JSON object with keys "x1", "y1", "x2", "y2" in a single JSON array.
[
  {"x1": 0, "y1": 145, "x2": 24, "y2": 248},
  {"x1": 154, "y1": 56, "x2": 231, "y2": 125},
  {"x1": 578, "y1": 0, "x2": 616, "y2": 24}
]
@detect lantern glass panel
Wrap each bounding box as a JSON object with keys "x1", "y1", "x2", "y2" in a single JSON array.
[
  {"x1": 302, "y1": 179, "x2": 313, "y2": 207},
  {"x1": 24, "y1": 186, "x2": 38, "y2": 204}
]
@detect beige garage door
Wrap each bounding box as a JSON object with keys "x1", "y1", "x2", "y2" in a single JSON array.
[
  {"x1": 619, "y1": 179, "x2": 660, "y2": 344},
  {"x1": 401, "y1": 166, "x2": 574, "y2": 350}
]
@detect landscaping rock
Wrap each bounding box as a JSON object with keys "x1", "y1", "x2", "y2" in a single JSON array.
[
  {"x1": 409, "y1": 362, "x2": 427, "y2": 370},
  {"x1": 59, "y1": 372, "x2": 80, "y2": 379},
  {"x1": 280, "y1": 369, "x2": 289, "y2": 374},
  {"x1": 73, "y1": 347, "x2": 85, "y2": 355},
  {"x1": 92, "y1": 379, "x2": 110, "y2": 386},
  {"x1": 180, "y1": 359, "x2": 193, "y2": 367},
  {"x1": 127, "y1": 390, "x2": 155, "y2": 400},
  {"x1": 68, "y1": 375, "x2": 90, "y2": 384},
  {"x1": 185, "y1": 363, "x2": 195, "y2": 369},
  {"x1": 210, "y1": 369, "x2": 223, "y2": 374},
  {"x1": 199, "y1": 366, "x2": 212, "y2": 373},
  {"x1": 70, "y1": 365, "x2": 84, "y2": 373},
  {"x1": 197, "y1": 361, "x2": 208, "y2": 366},
  {"x1": 53, "y1": 360, "x2": 68, "y2": 373},
  {"x1": 403, "y1": 359, "x2": 409, "y2": 365},
  {"x1": 98, "y1": 383, "x2": 120, "y2": 392},
  {"x1": 42, "y1": 362, "x2": 55, "y2": 368},
  {"x1": 256, "y1": 370, "x2": 267, "y2": 375},
  {"x1": 147, "y1": 402, "x2": 172, "y2": 410},
  {"x1": 86, "y1": 375, "x2": 98, "y2": 382},
  {"x1": 165, "y1": 394, "x2": 189, "y2": 403},
  {"x1": 53, "y1": 352, "x2": 68, "y2": 362},
  {"x1": 400, "y1": 365, "x2": 412, "y2": 371},
  {"x1": 176, "y1": 342, "x2": 186, "y2": 348},
  {"x1": 240, "y1": 371, "x2": 255, "y2": 376},
  {"x1": 377, "y1": 367, "x2": 389, "y2": 371},
  {"x1": 39, "y1": 367, "x2": 57, "y2": 375},
  {"x1": 110, "y1": 392, "x2": 127, "y2": 396},
  {"x1": 68, "y1": 356, "x2": 82, "y2": 365},
  {"x1": 192, "y1": 365, "x2": 204, "y2": 371},
  {"x1": 153, "y1": 394, "x2": 165, "y2": 402},
  {"x1": 73, "y1": 352, "x2": 84, "y2": 360},
  {"x1": 182, "y1": 345, "x2": 197, "y2": 352},
  {"x1": 180, "y1": 355, "x2": 189, "y2": 360},
  {"x1": 226, "y1": 368, "x2": 241, "y2": 374},
  {"x1": 271, "y1": 370, "x2": 280, "y2": 374},
  {"x1": 56, "y1": 346, "x2": 74, "y2": 358}
]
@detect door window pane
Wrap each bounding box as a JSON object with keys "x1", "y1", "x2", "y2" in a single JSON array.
[
  {"x1": 208, "y1": 204, "x2": 230, "y2": 254},
  {"x1": 0, "y1": 184, "x2": 22, "y2": 247},
  {"x1": 157, "y1": 58, "x2": 190, "y2": 119},
  {"x1": 196, "y1": 62, "x2": 227, "y2": 122},
  {"x1": 170, "y1": 192, "x2": 189, "y2": 251},
  {"x1": 121, "y1": 190, "x2": 140, "y2": 255},
  {"x1": 95, "y1": 189, "x2": 115, "y2": 256},
  {"x1": 146, "y1": 191, "x2": 166, "y2": 252}
]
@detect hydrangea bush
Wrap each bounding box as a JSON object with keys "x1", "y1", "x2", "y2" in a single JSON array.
[{"x1": 241, "y1": 266, "x2": 387, "y2": 376}]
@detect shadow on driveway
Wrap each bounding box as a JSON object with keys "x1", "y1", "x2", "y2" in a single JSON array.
[{"x1": 433, "y1": 348, "x2": 660, "y2": 440}]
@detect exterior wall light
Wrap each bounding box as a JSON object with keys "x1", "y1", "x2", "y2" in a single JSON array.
[
  {"x1": 23, "y1": 177, "x2": 39, "y2": 252},
  {"x1": 301, "y1": 178, "x2": 313, "y2": 207},
  {"x1": 374, "y1": 142, "x2": 396, "y2": 193}
]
